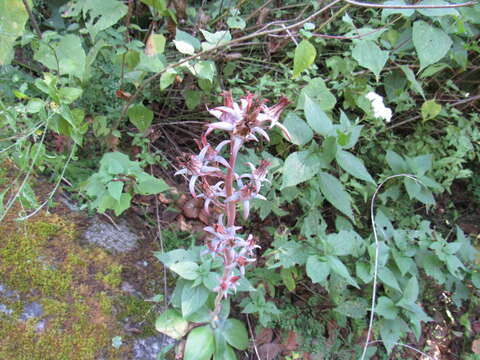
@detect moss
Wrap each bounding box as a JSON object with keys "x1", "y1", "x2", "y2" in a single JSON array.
[
  {"x1": 116, "y1": 295, "x2": 157, "y2": 337},
  {"x1": 98, "y1": 263, "x2": 123, "y2": 288}
]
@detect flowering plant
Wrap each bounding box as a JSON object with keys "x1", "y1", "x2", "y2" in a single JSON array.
[{"x1": 175, "y1": 91, "x2": 291, "y2": 319}]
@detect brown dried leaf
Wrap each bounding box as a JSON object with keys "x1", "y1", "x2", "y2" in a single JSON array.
[
  {"x1": 258, "y1": 343, "x2": 283, "y2": 360},
  {"x1": 182, "y1": 198, "x2": 200, "y2": 219},
  {"x1": 282, "y1": 331, "x2": 299, "y2": 351},
  {"x1": 255, "y1": 328, "x2": 274, "y2": 345}
]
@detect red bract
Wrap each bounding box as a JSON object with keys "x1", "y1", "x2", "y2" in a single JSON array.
[{"x1": 175, "y1": 92, "x2": 291, "y2": 316}]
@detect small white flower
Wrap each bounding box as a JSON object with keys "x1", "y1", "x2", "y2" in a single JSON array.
[{"x1": 365, "y1": 91, "x2": 392, "y2": 123}]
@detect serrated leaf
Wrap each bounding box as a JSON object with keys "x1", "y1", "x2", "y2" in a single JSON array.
[
  {"x1": 281, "y1": 151, "x2": 322, "y2": 189},
  {"x1": 352, "y1": 40, "x2": 389, "y2": 80},
  {"x1": 412, "y1": 21, "x2": 452, "y2": 71},
  {"x1": 306, "y1": 256, "x2": 330, "y2": 284},
  {"x1": 304, "y1": 95, "x2": 333, "y2": 136},
  {"x1": 293, "y1": 40, "x2": 317, "y2": 78},
  {"x1": 326, "y1": 255, "x2": 359, "y2": 288},
  {"x1": 184, "y1": 326, "x2": 215, "y2": 360},
  {"x1": 318, "y1": 172, "x2": 354, "y2": 220},
  {"x1": 127, "y1": 104, "x2": 154, "y2": 132},
  {"x1": 155, "y1": 309, "x2": 188, "y2": 339},
  {"x1": 336, "y1": 149, "x2": 375, "y2": 184}
]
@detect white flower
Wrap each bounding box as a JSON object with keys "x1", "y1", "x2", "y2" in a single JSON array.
[{"x1": 365, "y1": 91, "x2": 392, "y2": 123}]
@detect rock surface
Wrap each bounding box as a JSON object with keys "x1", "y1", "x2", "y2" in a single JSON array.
[{"x1": 84, "y1": 218, "x2": 139, "y2": 253}]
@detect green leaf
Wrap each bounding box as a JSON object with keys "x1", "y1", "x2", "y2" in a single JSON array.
[
  {"x1": 317, "y1": 172, "x2": 354, "y2": 220},
  {"x1": 182, "y1": 284, "x2": 209, "y2": 317},
  {"x1": 227, "y1": 16, "x2": 246, "y2": 30},
  {"x1": 127, "y1": 104, "x2": 154, "y2": 132},
  {"x1": 378, "y1": 267, "x2": 401, "y2": 292},
  {"x1": 283, "y1": 112, "x2": 313, "y2": 146},
  {"x1": 281, "y1": 267, "x2": 296, "y2": 292},
  {"x1": 352, "y1": 40, "x2": 389, "y2": 80},
  {"x1": 417, "y1": 0, "x2": 459, "y2": 17},
  {"x1": 297, "y1": 78, "x2": 336, "y2": 111},
  {"x1": 192, "y1": 61, "x2": 216, "y2": 81},
  {"x1": 281, "y1": 150, "x2": 322, "y2": 189},
  {"x1": 376, "y1": 296, "x2": 398, "y2": 320},
  {"x1": 304, "y1": 95, "x2": 333, "y2": 136},
  {"x1": 34, "y1": 34, "x2": 87, "y2": 80},
  {"x1": 174, "y1": 29, "x2": 201, "y2": 54},
  {"x1": 107, "y1": 181, "x2": 124, "y2": 201},
  {"x1": 155, "y1": 309, "x2": 189, "y2": 339},
  {"x1": 79, "y1": 0, "x2": 128, "y2": 41},
  {"x1": 400, "y1": 65, "x2": 425, "y2": 99},
  {"x1": 223, "y1": 319, "x2": 249, "y2": 350},
  {"x1": 184, "y1": 90, "x2": 202, "y2": 110},
  {"x1": 58, "y1": 87, "x2": 83, "y2": 104},
  {"x1": 382, "y1": 0, "x2": 415, "y2": 18},
  {"x1": 472, "y1": 272, "x2": 480, "y2": 289},
  {"x1": 170, "y1": 261, "x2": 199, "y2": 280},
  {"x1": 385, "y1": 150, "x2": 407, "y2": 173},
  {"x1": 334, "y1": 299, "x2": 368, "y2": 319},
  {"x1": 146, "y1": 33, "x2": 166, "y2": 55},
  {"x1": 336, "y1": 149, "x2": 375, "y2": 184},
  {"x1": 412, "y1": 21, "x2": 452, "y2": 71},
  {"x1": 113, "y1": 193, "x2": 132, "y2": 216},
  {"x1": 379, "y1": 318, "x2": 408, "y2": 353},
  {"x1": 136, "y1": 173, "x2": 169, "y2": 195},
  {"x1": 184, "y1": 326, "x2": 215, "y2": 360},
  {"x1": 400, "y1": 276, "x2": 419, "y2": 304},
  {"x1": 326, "y1": 255, "x2": 359, "y2": 288},
  {"x1": 403, "y1": 177, "x2": 435, "y2": 205},
  {"x1": 293, "y1": 40, "x2": 317, "y2": 78},
  {"x1": 306, "y1": 255, "x2": 330, "y2": 284},
  {"x1": 200, "y1": 30, "x2": 232, "y2": 45},
  {"x1": 0, "y1": 0, "x2": 30, "y2": 65},
  {"x1": 421, "y1": 100, "x2": 442, "y2": 122},
  {"x1": 160, "y1": 69, "x2": 177, "y2": 90}
]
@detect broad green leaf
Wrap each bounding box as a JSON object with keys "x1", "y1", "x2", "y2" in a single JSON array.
[
  {"x1": 336, "y1": 149, "x2": 375, "y2": 184},
  {"x1": 379, "y1": 318, "x2": 408, "y2": 353},
  {"x1": 304, "y1": 95, "x2": 333, "y2": 136},
  {"x1": 421, "y1": 100, "x2": 441, "y2": 122},
  {"x1": 223, "y1": 319, "x2": 249, "y2": 350},
  {"x1": 170, "y1": 261, "x2": 199, "y2": 280},
  {"x1": 227, "y1": 16, "x2": 246, "y2": 30},
  {"x1": 182, "y1": 284, "x2": 209, "y2": 317},
  {"x1": 326, "y1": 230, "x2": 363, "y2": 257},
  {"x1": 174, "y1": 29, "x2": 201, "y2": 54},
  {"x1": 293, "y1": 40, "x2": 317, "y2": 78},
  {"x1": 136, "y1": 173, "x2": 169, "y2": 195},
  {"x1": 0, "y1": 0, "x2": 30, "y2": 65},
  {"x1": 127, "y1": 104, "x2": 154, "y2": 132},
  {"x1": 326, "y1": 255, "x2": 359, "y2": 288},
  {"x1": 155, "y1": 309, "x2": 188, "y2": 339},
  {"x1": 382, "y1": 0, "x2": 415, "y2": 18},
  {"x1": 80, "y1": 0, "x2": 128, "y2": 41},
  {"x1": 412, "y1": 21, "x2": 452, "y2": 71},
  {"x1": 184, "y1": 326, "x2": 215, "y2": 360},
  {"x1": 385, "y1": 150, "x2": 407, "y2": 173},
  {"x1": 400, "y1": 65, "x2": 425, "y2": 99},
  {"x1": 184, "y1": 90, "x2": 202, "y2": 110},
  {"x1": 376, "y1": 297, "x2": 398, "y2": 319},
  {"x1": 400, "y1": 276, "x2": 419, "y2": 303},
  {"x1": 281, "y1": 151, "x2": 322, "y2": 189},
  {"x1": 145, "y1": 33, "x2": 166, "y2": 55},
  {"x1": 378, "y1": 267, "x2": 401, "y2": 292},
  {"x1": 34, "y1": 34, "x2": 86, "y2": 80},
  {"x1": 352, "y1": 40, "x2": 389, "y2": 80},
  {"x1": 113, "y1": 193, "x2": 132, "y2": 216},
  {"x1": 417, "y1": 0, "x2": 459, "y2": 17},
  {"x1": 200, "y1": 29, "x2": 232, "y2": 45},
  {"x1": 472, "y1": 272, "x2": 480, "y2": 289},
  {"x1": 281, "y1": 267, "x2": 296, "y2": 292},
  {"x1": 334, "y1": 299, "x2": 368, "y2": 319},
  {"x1": 283, "y1": 112, "x2": 313, "y2": 146},
  {"x1": 297, "y1": 78, "x2": 336, "y2": 111},
  {"x1": 403, "y1": 177, "x2": 435, "y2": 205},
  {"x1": 107, "y1": 181, "x2": 123, "y2": 201},
  {"x1": 58, "y1": 87, "x2": 83, "y2": 104},
  {"x1": 160, "y1": 69, "x2": 177, "y2": 90},
  {"x1": 193, "y1": 61, "x2": 216, "y2": 81},
  {"x1": 317, "y1": 172, "x2": 354, "y2": 220},
  {"x1": 356, "y1": 262, "x2": 373, "y2": 283},
  {"x1": 306, "y1": 256, "x2": 330, "y2": 284}
]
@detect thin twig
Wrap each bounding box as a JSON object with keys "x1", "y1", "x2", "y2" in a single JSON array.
[
  {"x1": 22, "y1": 0, "x2": 42, "y2": 39},
  {"x1": 344, "y1": 0, "x2": 477, "y2": 9},
  {"x1": 115, "y1": 0, "x2": 344, "y2": 128},
  {"x1": 246, "y1": 314, "x2": 261, "y2": 360}
]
